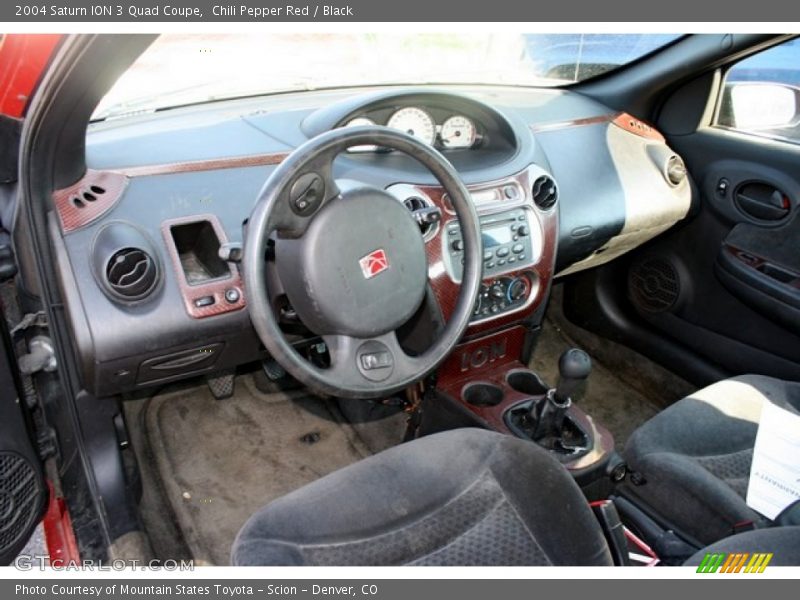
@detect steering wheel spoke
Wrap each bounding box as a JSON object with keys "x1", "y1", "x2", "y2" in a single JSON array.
[
  {"x1": 271, "y1": 150, "x2": 342, "y2": 237},
  {"x1": 322, "y1": 331, "x2": 421, "y2": 390}
]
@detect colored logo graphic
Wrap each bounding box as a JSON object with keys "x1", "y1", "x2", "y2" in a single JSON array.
[
  {"x1": 696, "y1": 552, "x2": 773, "y2": 573},
  {"x1": 359, "y1": 249, "x2": 389, "y2": 279}
]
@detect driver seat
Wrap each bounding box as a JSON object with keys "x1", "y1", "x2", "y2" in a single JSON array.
[
  {"x1": 231, "y1": 428, "x2": 612, "y2": 565},
  {"x1": 231, "y1": 428, "x2": 800, "y2": 566}
]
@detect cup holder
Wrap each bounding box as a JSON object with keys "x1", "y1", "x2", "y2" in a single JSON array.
[
  {"x1": 506, "y1": 370, "x2": 549, "y2": 396},
  {"x1": 463, "y1": 382, "x2": 504, "y2": 407}
]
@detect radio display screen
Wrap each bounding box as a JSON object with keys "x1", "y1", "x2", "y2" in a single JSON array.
[{"x1": 482, "y1": 225, "x2": 512, "y2": 248}]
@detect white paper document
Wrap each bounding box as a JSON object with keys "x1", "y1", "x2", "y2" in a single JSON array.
[{"x1": 746, "y1": 400, "x2": 800, "y2": 520}]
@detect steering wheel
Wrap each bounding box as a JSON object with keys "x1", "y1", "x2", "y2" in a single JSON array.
[{"x1": 243, "y1": 126, "x2": 482, "y2": 399}]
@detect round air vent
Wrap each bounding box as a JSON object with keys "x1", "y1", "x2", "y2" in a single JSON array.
[
  {"x1": 402, "y1": 195, "x2": 438, "y2": 241},
  {"x1": 628, "y1": 257, "x2": 681, "y2": 313},
  {"x1": 666, "y1": 155, "x2": 687, "y2": 186},
  {"x1": 384, "y1": 184, "x2": 441, "y2": 241},
  {"x1": 531, "y1": 175, "x2": 558, "y2": 209},
  {"x1": 106, "y1": 247, "x2": 158, "y2": 300},
  {"x1": 0, "y1": 452, "x2": 41, "y2": 556},
  {"x1": 403, "y1": 195, "x2": 427, "y2": 213}
]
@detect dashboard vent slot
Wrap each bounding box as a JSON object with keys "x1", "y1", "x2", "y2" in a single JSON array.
[
  {"x1": 531, "y1": 176, "x2": 558, "y2": 209},
  {"x1": 106, "y1": 247, "x2": 157, "y2": 299},
  {"x1": 71, "y1": 184, "x2": 107, "y2": 209}
]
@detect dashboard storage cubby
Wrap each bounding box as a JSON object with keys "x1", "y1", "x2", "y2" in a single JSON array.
[
  {"x1": 169, "y1": 220, "x2": 229, "y2": 284},
  {"x1": 161, "y1": 215, "x2": 246, "y2": 319}
]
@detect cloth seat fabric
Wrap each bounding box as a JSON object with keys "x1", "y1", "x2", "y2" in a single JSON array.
[
  {"x1": 624, "y1": 375, "x2": 800, "y2": 545},
  {"x1": 232, "y1": 428, "x2": 613, "y2": 566}
]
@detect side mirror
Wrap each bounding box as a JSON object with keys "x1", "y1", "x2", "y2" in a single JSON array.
[{"x1": 724, "y1": 82, "x2": 800, "y2": 131}]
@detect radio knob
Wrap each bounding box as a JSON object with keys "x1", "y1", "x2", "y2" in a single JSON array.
[
  {"x1": 451, "y1": 239, "x2": 464, "y2": 252},
  {"x1": 509, "y1": 277, "x2": 528, "y2": 302},
  {"x1": 518, "y1": 225, "x2": 530, "y2": 237}
]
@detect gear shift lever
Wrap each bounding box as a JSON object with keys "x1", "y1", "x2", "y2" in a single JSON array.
[
  {"x1": 532, "y1": 348, "x2": 592, "y2": 440},
  {"x1": 554, "y1": 348, "x2": 592, "y2": 405}
]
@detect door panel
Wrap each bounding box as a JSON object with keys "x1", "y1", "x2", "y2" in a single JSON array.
[
  {"x1": 0, "y1": 288, "x2": 47, "y2": 564},
  {"x1": 717, "y1": 217, "x2": 800, "y2": 336},
  {"x1": 625, "y1": 125, "x2": 800, "y2": 380}
]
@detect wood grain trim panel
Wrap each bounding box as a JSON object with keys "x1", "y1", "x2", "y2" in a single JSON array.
[
  {"x1": 52, "y1": 152, "x2": 290, "y2": 233},
  {"x1": 161, "y1": 214, "x2": 246, "y2": 319},
  {"x1": 612, "y1": 112, "x2": 665, "y2": 142},
  {"x1": 436, "y1": 330, "x2": 614, "y2": 472},
  {"x1": 417, "y1": 166, "x2": 558, "y2": 338},
  {"x1": 52, "y1": 169, "x2": 129, "y2": 233},
  {"x1": 112, "y1": 151, "x2": 290, "y2": 178},
  {"x1": 529, "y1": 113, "x2": 619, "y2": 134},
  {"x1": 530, "y1": 111, "x2": 666, "y2": 143}
]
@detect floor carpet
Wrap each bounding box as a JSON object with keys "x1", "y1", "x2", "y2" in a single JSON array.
[{"x1": 144, "y1": 375, "x2": 371, "y2": 565}]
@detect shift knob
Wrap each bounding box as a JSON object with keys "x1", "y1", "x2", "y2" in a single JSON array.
[{"x1": 554, "y1": 348, "x2": 592, "y2": 405}]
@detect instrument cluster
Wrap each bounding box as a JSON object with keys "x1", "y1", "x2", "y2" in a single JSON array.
[{"x1": 343, "y1": 105, "x2": 482, "y2": 151}]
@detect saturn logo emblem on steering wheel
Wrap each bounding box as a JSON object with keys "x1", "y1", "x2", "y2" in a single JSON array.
[{"x1": 359, "y1": 249, "x2": 390, "y2": 279}]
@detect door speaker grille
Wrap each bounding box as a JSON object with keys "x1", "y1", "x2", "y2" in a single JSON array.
[
  {"x1": 0, "y1": 452, "x2": 40, "y2": 554},
  {"x1": 628, "y1": 258, "x2": 681, "y2": 313}
]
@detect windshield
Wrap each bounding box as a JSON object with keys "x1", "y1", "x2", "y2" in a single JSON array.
[{"x1": 94, "y1": 33, "x2": 681, "y2": 120}]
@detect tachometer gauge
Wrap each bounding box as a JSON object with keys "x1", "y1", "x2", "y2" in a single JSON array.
[
  {"x1": 344, "y1": 116, "x2": 378, "y2": 152},
  {"x1": 387, "y1": 107, "x2": 436, "y2": 145},
  {"x1": 440, "y1": 115, "x2": 477, "y2": 149}
]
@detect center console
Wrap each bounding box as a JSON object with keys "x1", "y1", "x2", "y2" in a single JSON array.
[
  {"x1": 443, "y1": 208, "x2": 541, "y2": 322},
  {"x1": 387, "y1": 165, "x2": 558, "y2": 337},
  {"x1": 434, "y1": 327, "x2": 617, "y2": 490},
  {"x1": 390, "y1": 165, "x2": 619, "y2": 495}
]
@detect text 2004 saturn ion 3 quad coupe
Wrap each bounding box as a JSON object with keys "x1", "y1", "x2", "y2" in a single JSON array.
[{"x1": 0, "y1": 33, "x2": 799, "y2": 567}]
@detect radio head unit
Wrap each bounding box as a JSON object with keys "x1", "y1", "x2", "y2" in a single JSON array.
[{"x1": 444, "y1": 207, "x2": 542, "y2": 283}]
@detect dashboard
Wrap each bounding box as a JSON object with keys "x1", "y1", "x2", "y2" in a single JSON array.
[{"x1": 49, "y1": 86, "x2": 692, "y2": 397}]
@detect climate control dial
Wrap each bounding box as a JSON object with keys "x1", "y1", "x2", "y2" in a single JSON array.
[{"x1": 471, "y1": 274, "x2": 535, "y2": 321}]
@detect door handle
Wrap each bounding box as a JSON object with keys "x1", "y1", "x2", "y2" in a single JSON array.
[{"x1": 735, "y1": 182, "x2": 791, "y2": 221}]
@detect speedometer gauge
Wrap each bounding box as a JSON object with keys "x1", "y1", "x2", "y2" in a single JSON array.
[
  {"x1": 441, "y1": 115, "x2": 477, "y2": 149},
  {"x1": 387, "y1": 107, "x2": 436, "y2": 145}
]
